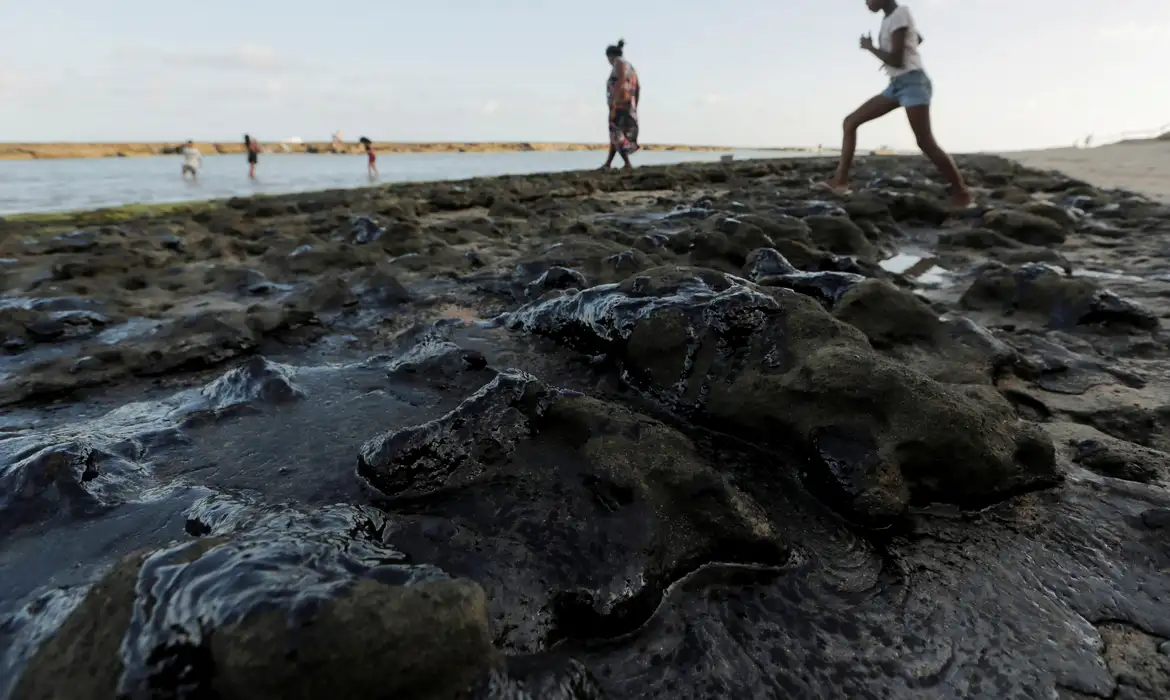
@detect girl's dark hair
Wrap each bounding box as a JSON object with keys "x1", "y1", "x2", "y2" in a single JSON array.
[
  {"x1": 606, "y1": 39, "x2": 625, "y2": 57},
  {"x1": 243, "y1": 134, "x2": 250, "y2": 143}
]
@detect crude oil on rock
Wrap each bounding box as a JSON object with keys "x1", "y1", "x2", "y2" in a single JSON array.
[{"x1": 2, "y1": 154, "x2": 1170, "y2": 699}]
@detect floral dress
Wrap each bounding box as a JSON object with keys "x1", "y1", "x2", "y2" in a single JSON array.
[{"x1": 607, "y1": 58, "x2": 640, "y2": 155}]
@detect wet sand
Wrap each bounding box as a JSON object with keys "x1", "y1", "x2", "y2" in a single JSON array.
[
  {"x1": 2, "y1": 155, "x2": 1170, "y2": 698},
  {"x1": 1001, "y1": 140, "x2": 1170, "y2": 203}
]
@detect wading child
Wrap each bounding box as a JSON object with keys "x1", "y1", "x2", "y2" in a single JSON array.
[{"x1": 180, "y1": 140, "x2": 202, "y2": 180}]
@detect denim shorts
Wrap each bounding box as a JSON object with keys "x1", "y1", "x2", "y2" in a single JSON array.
[{"x1": 881, "y1": 70, "x2": 933, "y2": 107}]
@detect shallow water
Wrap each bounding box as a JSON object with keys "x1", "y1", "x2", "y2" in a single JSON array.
[{"x1": 0, "y1": 149, "x2": 793, "y2": 216}]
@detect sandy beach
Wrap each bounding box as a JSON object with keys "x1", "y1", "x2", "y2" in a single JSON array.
[
  {"x1": 2, "y1": 154, "x2": 1170, "y2": 697},
  {"x1": 1001, "y1": 140, "x2": 1170, "y2": 203}
]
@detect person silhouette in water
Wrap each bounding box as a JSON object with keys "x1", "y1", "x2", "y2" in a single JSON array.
[
  {"x1": 244, "y1": 134, "x2": 260, "y2": 179},
  {"x1": 601, "y1": 39, "x2": 641, "y2": 170},
  {"x1": 815, "y1": 1, "x2": 970, "y2": 208},
  {"x1": 361, "y1": 137, "x2": 377, "y2": 177}
]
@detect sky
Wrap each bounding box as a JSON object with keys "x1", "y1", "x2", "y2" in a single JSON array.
[{"x1": 1, "y1": 0, "x2": 1168, "y2": 152}]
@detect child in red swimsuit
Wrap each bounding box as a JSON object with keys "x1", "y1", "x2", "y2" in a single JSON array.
[{"x1": 361, "y1": 137, "x2": 377, "y2": 177}]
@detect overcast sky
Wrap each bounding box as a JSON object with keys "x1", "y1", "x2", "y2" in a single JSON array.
[{"x1": 1, "y1": 0, "x2": 1167, "y2": 151}]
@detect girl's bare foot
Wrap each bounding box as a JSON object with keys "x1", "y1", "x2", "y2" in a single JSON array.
[
  {"x1": 949, "y1": 187, "x2": 973, "y2": 209},
  {"x1": 811, "y1": 179, "x2": 852, "y2": 196}
]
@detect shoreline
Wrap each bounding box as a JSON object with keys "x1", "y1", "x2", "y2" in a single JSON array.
[
  {"x1": 0, "y1": 141, "x2": 805, "y2": 161},
  {"x1": 0, "y1": 151, "x2": 836, "y2": 220}
]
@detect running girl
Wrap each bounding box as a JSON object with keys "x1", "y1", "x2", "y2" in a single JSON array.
[{"x1": 816, "y1": 1, "x2": 970, "y2": 208}]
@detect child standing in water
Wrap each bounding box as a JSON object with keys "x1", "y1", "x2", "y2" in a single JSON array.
[
  {"x1": 816, "y1": 1, "x2": 970, "y2": 208},
  {"x1": 180, "y1": 140, "x2": 202, "y2": 180},
  {"x1": 244, "y1": 134, "x2": 260, "y2": 179},
  {"x1": 361, "y1": 137, "x2": 377, "y2": 177}
]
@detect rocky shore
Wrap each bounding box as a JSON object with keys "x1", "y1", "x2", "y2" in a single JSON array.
[
  {"x1": 1, "y1": 154, "x2": 1169, "y2": 698},
  {"x1": 0, "y1": 142, "x2": 775, "y2": 161}
]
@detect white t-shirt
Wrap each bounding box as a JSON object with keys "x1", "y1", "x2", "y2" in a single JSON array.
[
  {"x1": 879, "y1": 5, "x2": 924, "y2": 77},
  {"x1": 182, "y1": 146, "x2": 202, "y2": 168}
]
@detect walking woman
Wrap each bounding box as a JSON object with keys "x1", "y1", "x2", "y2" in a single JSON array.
[
  {"x1": 815, "y1": 1, "x2": 970, "y2": 207},
  {"x1": 601, "y1": 39, "x2": 641, "y2": 170},
  {"x1": 244, "y1": 134, "x2": 260, "y2": 179}
]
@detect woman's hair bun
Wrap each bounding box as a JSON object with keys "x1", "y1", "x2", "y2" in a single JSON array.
[{"x1": 617, "y1": 39, "x2": 625, "y2": 49}]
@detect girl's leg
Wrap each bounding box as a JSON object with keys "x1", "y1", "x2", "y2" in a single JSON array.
[
  {"x1": 821, "y1": 94, "x2": 899, "y2": 190},
  {"x1": 904, "y1": 105, "x2": 970, "y2": 206}
]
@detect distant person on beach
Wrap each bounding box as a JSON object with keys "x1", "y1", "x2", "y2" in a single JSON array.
[
  {"x1": 180, "y1": 140, "x2": 202, "y2": 180},
  {"x1": 814, "y1": 1, "x2": 970, "y2": 208},
  {"x1": 361, "y1": 136, "x2": 377, "y2": 177},
  {"x1": 601, "y1": 39, "x2": 641, "y2": 170},
  {"x1": 244, "y1": 134, "x2": 260, "y2": 178}
]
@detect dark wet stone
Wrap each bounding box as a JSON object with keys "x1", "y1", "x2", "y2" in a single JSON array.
[
  {"x1": 349, "y1": 265, "x2": 412, "y2": 307},
  {"x1": 344, "y1": 214, "x2": 386, "y2": 244},
  {"x1": 357, "y1": 371, "x2": 556, "y2": 497},
  {"x1": 960, "y1": 262, "x2": 1159, "y2": 332},
  {"x1": 198, "y1": 356, "x2": 303, "y2": 410},
  {"x1": 1140, "y1": 508, "x2": 1170, "y2": 529},
  {"x1": 1072, "y1": 438, "x2": 1167, "y2": 484},
  {"x1": 489, "y1": 198, "x2": 534, "y2": 219},
  {"x1": 473, "y1": 657, "x2": 604, "y2": 699},
  {"x1": 384, "y1": 335, "x2": 491, "y2": 383},
  {"x1": 44, "y1": 230, "x2": 99, "y2": 254},
  {"x1": 526, "y1": 266, "x2": 588, "y2": 298},
  {"x1": 831, "y1": 280, "x2": 1016, "y2": 384},
  {"x1": 512, "y1": 239, "x2": 651, "y2": 287},
  {"x1": 605, "y1": 250, "x2": 643, "y2": 275},
  {"x1": 983, "y1": 209, "x2": 1069, "y2": 247},
  {"x1": 938, "y1": 228, "x2": 1023, "y2": 250},
  {"x1": 737, "y1": 214, "x2": 813, "y2": 245},
  {"x1": 500, "y1": 267, "x2": 1057, "y2": 523},
  {"x1": 1022, "y1": 201, "x2": 1078, "y2": 229},
  {"x1": 126, "y1": 312, "x2": 262, "y2": 377},
  {"x1": 804, "y1": 216, "x2": 877, "y2": 259},
  {"x1": 783, "y1": 201, "x2": 848, "y2": 218},
  {"x1": 832, "y1": 279, "x2": 941, "y2": 348},
  {"x1": 756, "y1": 271, "x2": 865, "y2": 309},
  {"x1": 11, "y1": 500, "x2": 497, "y2": 700},
  {"x1": 662, "y1": 206, "x2": 716, "y2": 222},
  {"x1": 841, "y1": 192, "x2": 891, "y2": 219},
  {"x1": 24, "y1": 310, "x2": 110, "y2": 343},
  {"x1": 0, "y1": 439, "x2": 150, "y2": 535},
  {"x1": 886, "y1": 192, "x2": 950, "y2": 225},
  {"x1": 360, "y1": 369, "x2": 788, "y2": 649},
  {"x1": 285, "y1": 274, "x2": 358, "y2": 312},
  {"x1": 744, "y1": 248, "x2": 799, "y2": 280}
]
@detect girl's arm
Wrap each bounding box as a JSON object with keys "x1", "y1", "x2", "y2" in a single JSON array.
[{"x1": 866, "y1": 28, "x2": 909, "y2": 68}]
